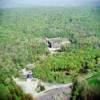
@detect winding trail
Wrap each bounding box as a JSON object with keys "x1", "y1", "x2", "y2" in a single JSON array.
[{"x1": 13, "y1": 68, "x2": 73, "y2": 100}]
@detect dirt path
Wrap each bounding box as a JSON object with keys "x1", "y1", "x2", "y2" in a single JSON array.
[
  {"x1": 13, "y1": 68, "x2": 73, "y2": 100},
  {"x1": 13, "y1": 77, "x2": 72, "y2": 99},
  {"x1": 13, "y1": 77, "x2": 39, "y2": 95}
]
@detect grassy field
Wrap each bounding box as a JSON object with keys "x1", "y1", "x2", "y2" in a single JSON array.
[{"x1": 0, "y1": 7, "x2": 100, "y2": 99}]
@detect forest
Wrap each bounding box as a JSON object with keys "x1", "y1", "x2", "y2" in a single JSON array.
[{"x1": 0, "y1": 7, "x2": 100, "y2": 100}]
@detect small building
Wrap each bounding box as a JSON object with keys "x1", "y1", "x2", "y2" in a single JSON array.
[
  {"x1": 45, "y1": 37, "x2": 70, "y2": 53},
  {"x1": 20, "y1": 68, "x2": 33, "y2": 80},
  {"x1": 26, "y1": 71, "x2": 33, "y2": 79}
]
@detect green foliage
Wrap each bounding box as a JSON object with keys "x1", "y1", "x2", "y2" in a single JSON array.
[
  {"x1": 21, "y1": 94, "x2": 35, "y2": 100},
  {"x1": 0, "y1": 84, "x2": 10, "y2": 100},
  {"x1": 71, "y1": 72, "x2": 100, "y2": 100},
  {"x1": 0, "y1": 7, "x2": 100, "y2": 99},
  {"x1": 0, "y1": 83, "x2": 24, "y2": 100},
  {"x1": 33, "y1": 47, "x2": 100, "y2": 83}
]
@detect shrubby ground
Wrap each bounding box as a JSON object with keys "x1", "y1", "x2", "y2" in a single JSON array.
[{"x1": 0, "y1": 7, "x2": 100, "y2": 100}]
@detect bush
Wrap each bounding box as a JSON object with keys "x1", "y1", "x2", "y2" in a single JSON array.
[
  {"x1": 71, "y1": 72, "x2": 100, "y2": 100},
  {"x1": 21, "y1": 94, "x2": 35, "y2": 100},
  {"x1": 0, "y1": 84, "x2": 10, "y2": 100}
]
